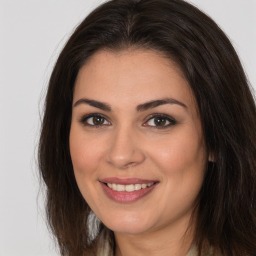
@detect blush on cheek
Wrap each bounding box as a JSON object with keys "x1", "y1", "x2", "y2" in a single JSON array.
[
  {"x1": 70, "y1": 132, "x2": 89, "y2": 167},
  {"x1": 152, "y1": 136, "x2": 206, "y2": 178},
  {"x1": 69, "y1": 135, "x2": 104, "y2": 183}
]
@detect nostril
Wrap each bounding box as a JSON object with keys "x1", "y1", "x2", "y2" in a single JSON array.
[{"x1": 106, "y1": 147, "x2": 146, "y2": 169}]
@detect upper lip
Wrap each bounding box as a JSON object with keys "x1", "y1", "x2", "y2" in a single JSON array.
[{"x1": 100, "y1": 177, "x2": 158, "y2": 185}]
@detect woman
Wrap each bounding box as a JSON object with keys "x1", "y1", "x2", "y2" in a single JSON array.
[{"x1": 39, "y1": 0, "x2": 256, "y2": 255}]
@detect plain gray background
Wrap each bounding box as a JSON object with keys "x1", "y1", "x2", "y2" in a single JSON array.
[{"x1": 1, "y1": 1, "x2": 255, "y2": 255}]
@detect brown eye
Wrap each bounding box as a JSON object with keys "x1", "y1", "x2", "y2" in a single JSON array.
[
  {"x1": 154, "y1": 117, "x2": 168, "y2": 126},
  {"x1": 92, "y1": 116, "x2": 105, "y2": 125},
  {"x1": 81, "y1": 114, "x2": 110, "y2": 126},
  {"x1": 145, "y1": 115, "x2": 176, "y2": 128}
]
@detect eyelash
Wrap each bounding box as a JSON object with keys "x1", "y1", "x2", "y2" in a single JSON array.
[
  {"x1": 144, "y1": 114, "x2": 177, "y2": 129},
  {"x1": 79, "y1": 113, "x2": 176, "y2": 129},
  {"x1": 80, "y1": 113, "x2": 110, "y2": 128}
]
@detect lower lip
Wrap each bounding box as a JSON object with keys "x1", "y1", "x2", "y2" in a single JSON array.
[{"x1": 100, "y1": 182, "x2": 157, "y2": 203}]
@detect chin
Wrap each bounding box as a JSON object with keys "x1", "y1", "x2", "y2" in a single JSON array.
[
  {"x1": 108, "y1": 223, "x2": 151, "y2": 235},
  {"x1": 102, "y1": 214, "x2": 154, "y2": 235}
]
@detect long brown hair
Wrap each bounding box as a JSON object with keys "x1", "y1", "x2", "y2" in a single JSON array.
[{"x1": 39, "y1": 0, "x2": 256, "y2": 255}]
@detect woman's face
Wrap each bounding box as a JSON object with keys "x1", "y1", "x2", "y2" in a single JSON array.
[{"x1": 70, "y1": 49, "x2": 207, "y2": 235}]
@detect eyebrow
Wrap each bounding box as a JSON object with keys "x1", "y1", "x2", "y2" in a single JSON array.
[
  {"x1": 73, "y1": 97, "x2": 187, "y2": 111},
  {"x1": 136, "y1": 98, "x2": 187, "y2": 111},
  {"x1": 73, "y1": 98, "x2": 111, "y2": 111}
]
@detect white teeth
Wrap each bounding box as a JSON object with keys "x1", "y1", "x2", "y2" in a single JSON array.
[
  {"x1": 116, "y1": 184, "x2": 125, "y2": 191},
  {"x1": 141, "y1": 184, "x2": 147, "y2": 189},
  {"x1": 107, "y1": 182, "x2": 154, "y2": 192},
  {"x1": 125, "y1": 184, "x2": 135, "y2": 192},
  {"x1": 134, "y1": 184, "x2": 142, "y2": 191}
]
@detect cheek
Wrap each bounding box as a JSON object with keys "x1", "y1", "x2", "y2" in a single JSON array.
[
  {"x1": 69, "y1": 126, "x2": 104, "y2": 206},
  {"x1": 149, "y1": 130, "x2": 206, "y2": 216},
  {"x1": 69, "y1": 127, "x2": 103, "y2": 176},
  {"x1": 149, "y1": 128, "x2": 206, "y2": 176}
]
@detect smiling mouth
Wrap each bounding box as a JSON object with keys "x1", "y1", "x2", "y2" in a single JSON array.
[
  {"x1": 100, "y1": 179, "x2": 158, "y2": 203},
  {"x1": 105, "y1": 182, "x2": 155, "y2": 192}
]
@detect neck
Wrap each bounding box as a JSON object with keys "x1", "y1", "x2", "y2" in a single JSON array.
[{"x1": 114, "y1": 215, "x2": 195, "y2": 256}]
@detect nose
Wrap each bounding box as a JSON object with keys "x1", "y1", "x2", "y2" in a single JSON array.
[{"x1": 106, "y1": 126, "x2": 146, "y2": 169}]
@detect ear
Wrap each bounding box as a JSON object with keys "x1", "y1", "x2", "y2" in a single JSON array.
[{"x1": 208, "y1": 152, "x2": 215, "y2": 162}]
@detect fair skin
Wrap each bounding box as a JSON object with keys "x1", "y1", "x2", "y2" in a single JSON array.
[{"x1": 69, "y1": 49, "x2": 207, "y2": 256}]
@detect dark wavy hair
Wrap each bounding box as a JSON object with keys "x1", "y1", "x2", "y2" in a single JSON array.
[{"x1": 39, "y1": 0, "x2": 256, "y2": 255}]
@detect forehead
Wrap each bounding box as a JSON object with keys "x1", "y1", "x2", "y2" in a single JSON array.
[{"x1": 73, "y1": 49, "x2": 196, "y2": 111}]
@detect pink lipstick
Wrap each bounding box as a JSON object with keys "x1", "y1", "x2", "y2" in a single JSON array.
[{"x1": 100, "y1": 177, "x2": 158, "y2": 203}]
